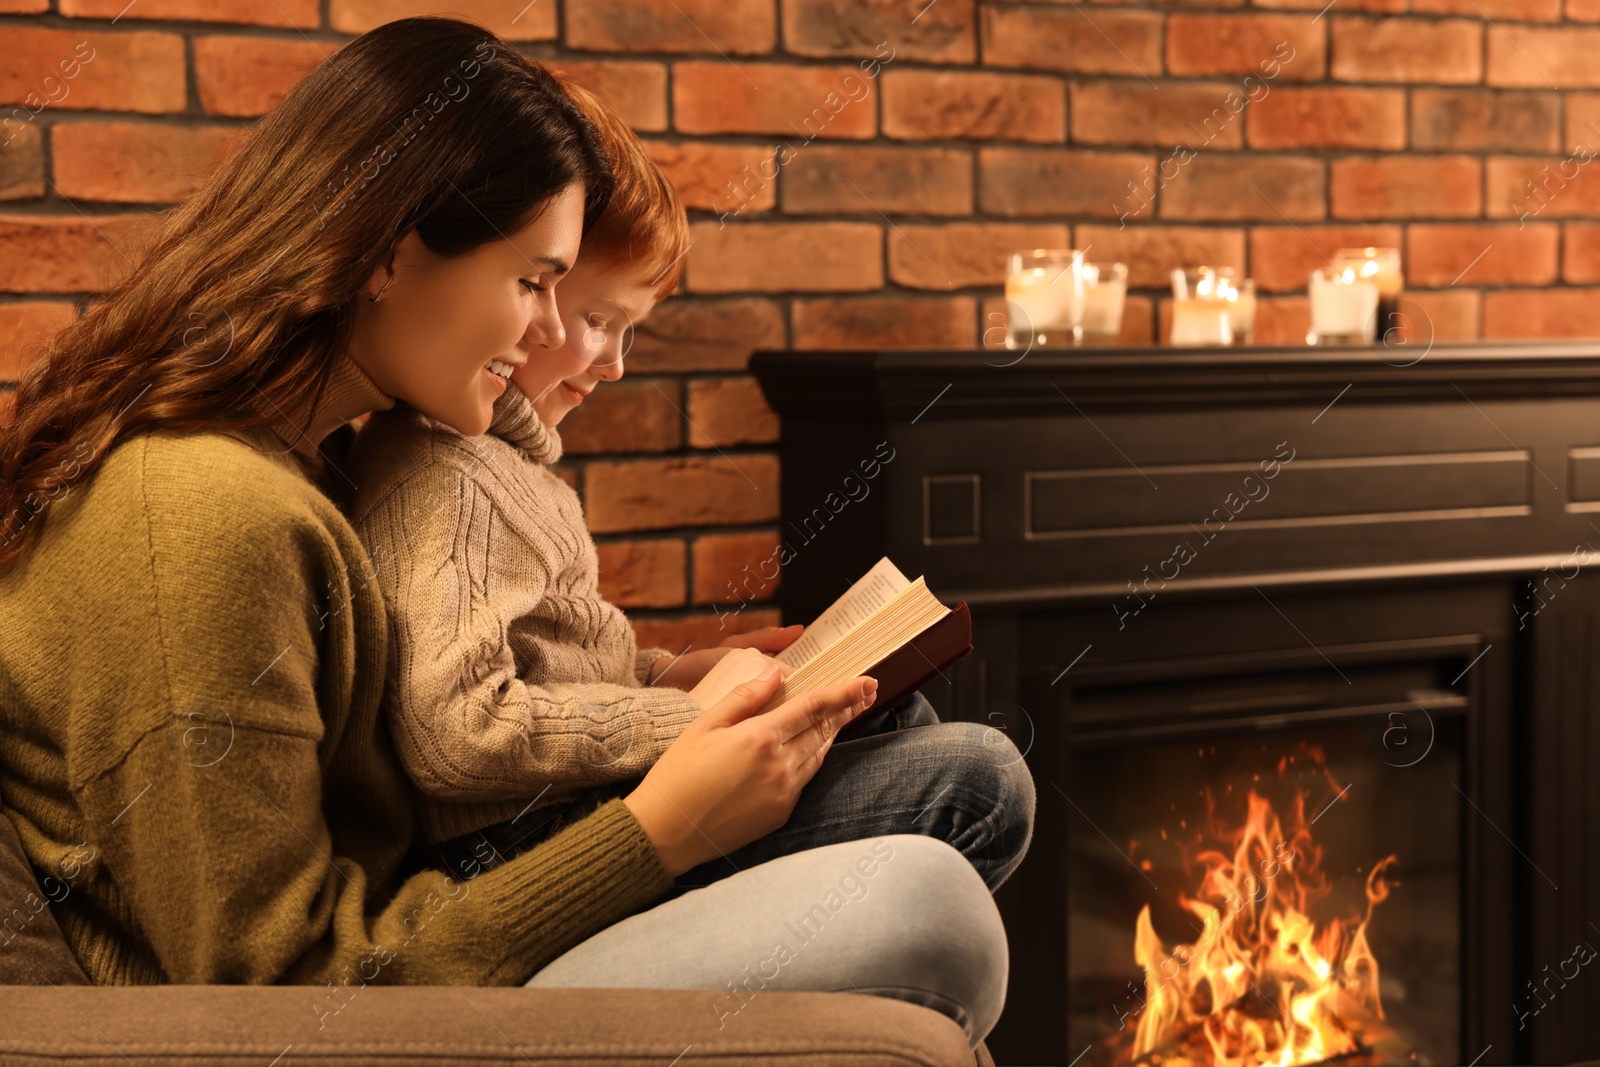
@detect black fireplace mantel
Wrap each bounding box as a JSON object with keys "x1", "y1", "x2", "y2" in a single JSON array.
[{"x1": 751, "y1": 341, "x2": 1600, "y2": 1066}]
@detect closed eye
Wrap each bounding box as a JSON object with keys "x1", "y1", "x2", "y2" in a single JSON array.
[{"x1": 520, "y1": 278, "x2": 548, "y2": 293}]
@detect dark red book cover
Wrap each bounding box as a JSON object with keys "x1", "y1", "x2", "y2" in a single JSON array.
[{"x1": 835, "y1": 600, "x2": 973, "y2": 742}]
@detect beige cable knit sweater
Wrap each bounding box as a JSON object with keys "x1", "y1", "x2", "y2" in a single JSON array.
[{"x1": 344, "y1": 379, "x2": 704, "y2": 845}]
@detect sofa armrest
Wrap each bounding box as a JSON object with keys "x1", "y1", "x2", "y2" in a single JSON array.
[{"x1": 0, "y1": 986, "x2": 991, "y2": 1067}]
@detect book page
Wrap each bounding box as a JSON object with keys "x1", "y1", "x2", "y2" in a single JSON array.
[{"x1": 776, "y1": 557, "x2": 910, "y2": 668}]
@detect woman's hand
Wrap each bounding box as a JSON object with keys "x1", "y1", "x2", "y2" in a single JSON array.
[{"x1": 623, "y1": 665, "x2": 879, "y2": 877}]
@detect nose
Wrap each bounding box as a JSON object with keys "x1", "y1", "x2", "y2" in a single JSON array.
[{"x1": 525, "y1": 288, "x2": 566, "y2": 350}]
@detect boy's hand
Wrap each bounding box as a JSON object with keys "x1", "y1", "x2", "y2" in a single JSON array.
[
  {"x1": 685, "y1": 647, "x2": 793, "y2": 713},
  {"x1": 717, "y1": 623, "x2": 804, "y2": 655}
]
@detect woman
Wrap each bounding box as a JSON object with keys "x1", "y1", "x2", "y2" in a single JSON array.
[{"x1": 0, "y1": 17, "x2": 1024, "y2": 1049}]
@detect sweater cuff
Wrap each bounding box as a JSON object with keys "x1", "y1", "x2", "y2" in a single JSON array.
[
  {"x1": 634, "y1": 646, "x2": 677, "y2": 686},
  {"x1": 477, "y1": 797, "x2": 675, "y2": 985}
]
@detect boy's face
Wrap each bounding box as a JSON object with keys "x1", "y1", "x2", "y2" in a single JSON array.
[{"x1": 508, "y1": 255, "x2": 661, "y2": 429}]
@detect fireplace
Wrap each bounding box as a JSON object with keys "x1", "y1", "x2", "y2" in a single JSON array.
[
  {"x1": 1063, "y1": 647, "x2": 1467, "y2": 1064},
  {"x1": 752, "y1": 341, "x2": 1600, "y2": 1065}
]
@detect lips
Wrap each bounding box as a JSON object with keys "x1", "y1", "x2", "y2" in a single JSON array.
[{"x1": 564, "y1": 383, "x2": 588, "y2": 404}]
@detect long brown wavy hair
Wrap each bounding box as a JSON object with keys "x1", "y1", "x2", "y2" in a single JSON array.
[{"x1": 0, "y1": 16, "x2": 612, "y2": 573}]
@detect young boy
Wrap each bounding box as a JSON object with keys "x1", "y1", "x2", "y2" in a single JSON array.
[{"x1": 344, "y1": 77, "x2": 936, "y2": 885}]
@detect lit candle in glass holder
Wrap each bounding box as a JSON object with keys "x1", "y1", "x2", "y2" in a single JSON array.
[
  {"x1": 1330, "y1": 247, "x2": 1401, "y2": 338},
  {"x1": 1005, "y1": 249, "x2": 1085, "y2": 349},
  {"x1": 1170, "y1": 266, "x2": 1240, "y2": 346},
  {"x1": 1307, "y1": 266, "x2": 1379, "y2": 345},
  {"x1": 1080, "y1": 261, "x2": 1128, "y2": 345}
]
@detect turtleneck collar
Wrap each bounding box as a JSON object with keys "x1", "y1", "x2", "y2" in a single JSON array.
[
  {"x1": 487, "y1": 378, "x2": 563, "y2": 465},
  {"x1": 259, "y1": 349, "x2": 396, "y2": 478}
]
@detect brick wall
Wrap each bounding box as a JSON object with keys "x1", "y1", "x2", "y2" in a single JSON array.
[{"x1": 3, "y1": 0, "x2": 1599, "y2": 645}]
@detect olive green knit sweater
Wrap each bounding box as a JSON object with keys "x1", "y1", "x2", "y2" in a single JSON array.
[{"x1": 0, "y1": 351, "x2": 673, "y2": 986}]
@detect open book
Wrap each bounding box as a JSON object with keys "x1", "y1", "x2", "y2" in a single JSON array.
[{"x1": 762, "y1": 557, "x2": 973, "y2": 740}]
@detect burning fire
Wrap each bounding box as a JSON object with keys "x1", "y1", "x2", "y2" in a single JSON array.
[{"x1": 1125, "y1": 787, "x2": 1397, "y2": 1067}]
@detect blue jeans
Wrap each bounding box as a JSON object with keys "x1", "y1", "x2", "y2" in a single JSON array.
[
  {"x1": 525, "y1": 833, "x2": 1009, "y2": 1051},
  {"x1": 435, "y1": 692, "x2": 1037, "y2": 898}
]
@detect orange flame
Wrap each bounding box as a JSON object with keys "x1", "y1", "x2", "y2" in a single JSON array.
[{"x1": 1126, "y1": 789, "x2": 1397, "y2": 1067}]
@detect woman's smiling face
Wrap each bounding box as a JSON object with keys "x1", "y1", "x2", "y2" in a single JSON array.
[{"x1": 346, "y1": 181, "x2": 587, "y2": 437}]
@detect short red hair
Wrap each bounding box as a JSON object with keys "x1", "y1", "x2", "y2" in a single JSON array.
[{"x1": 553, "y1": 74, "x2": 688, "y2": 301}]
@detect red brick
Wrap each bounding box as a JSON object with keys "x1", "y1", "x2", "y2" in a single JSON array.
[
  {"x1": 1483, "y1": 289, "x2": 1600, "y2": 338},
  {"x1": 556, "y1": 379, "x2": 682, "y2": 455},
  {"x1": 1330, "y1": 157, "x2": 1481, "y2": 219},
  {"x1": 884, "y1": 70, "x2": 1065, "y2": 144},
  {"x1": 1247, "y1": 87, "x2": 1406, "y2": 150},
  {"x1": 60, "y1": 0, "x2": 317, "y2": 26},
  {"x1": 0, "y1": 301, "x2": 76, "y2": 379},
  {"x1": 1417, "y1": 0, "x2": 1558, "y2": 14},
  {"x1": 330, "y1": 0, "x2": 555, "y2": 40},
  {"x1": 1252, "y1": 0, "x2": 1404, "y2": 12},
  {"x1": 685, "y1": 222, "x2": 881, "y2": 294},
  {"x1": 633, "y1": 609, "x2": 783, "y2": 654},
  {"x1": 1167, "y1": 15, "x2": 1325, "y2": 81},
  {"x1": 983, "y1": 6, "x2": 1162, "y2": 77},
  {"x1": 1574, "y1": 0, "x2": 1600, "y2": 17},
  {"x1": 645, "y1": 142, "x2": 779, "y2": 216},
  {"x1": 192, "y1": 37, "x2": 329, "y2": 118},
  {"x1": 1487, "y1": 26, "x2": 1600, "y2": 88},
  {"x1": 1406, "y1": 222, "x2": 1558, "y2": 287},
  {"x1": 0, "y1": 29, "x2": 185, "y2": 114},
  {"x1": 0, "y1": 0, "x2": 48, "y2": 10},
  {"x1": 1250, "y1": 296, "x2": 1310, "y2": 346},
  {"x1": 888, "y1": 223, "x2": 1070, "y2": 291},
  {"x1": 1562, "y1": 222, "x2": 1600, "y2": 282},
  {"x1": 784, "y1": 0, "x2": 975, "y2": 64},
  {"x1": 673, "y1": 62, "x2": 875, "y2": 139},
  {"x1": 596, "y1": 539, "x2": 687, "y2": 609},
  {"x1": 780, "y1": 145, "x2": 971, "y2": 216},
  {"x1": 1248, "y1": 224, "x2": 1404, "y2": 292},
  {"x1": 0, "y1": 123, "x2": 43, "y2": 200},
  {"x1": 1333, "y1": 17, "x2": 1482, "y2": 84},
  {"x1": 979, "y1": 147, "x2": 1152, "y2": 220},
  {"x1": 585, "y1": 455, "x2": 780, "y2": 534},
  {"x1": 1070, "y1": 82, "x2": 1245, "y2": 149},
  {"x1": 1160, "y1": 156, "x2": 1326, "y2": 222},
  {"x1": 692, "y1": 531, "x2": 782, "y2": 606},
  {"x1": 0, "y1": 215, "x2": 156, "y2": 292},
  {"x1": 53, "y1": 123, "x2": 241, "y2": 203},
  {"x1": 1393, "y1": 289, "x2": 1482, "y2": 343},
  {"x1": 1487, "y1": 156, "x2": 1600, "y2": 221},
  {"x1": 1566, "y1": 94, "x2": 1600, "y2": 153},
  {"x1": 551, "y1": 60, "x2": 668, "y2": 134},
  {"x1": 1413, "y1": 89, "x2": 1560, "y2": 153},
  {"x1": 792, "y1": 297, "x2": 976, "y2": 349},
  {"x1": 1075, "y1": 224, "x2": 1246, "y2": 289},
  {"x1": 567, "y1": 0, "x2": 775, "y2": 54},
  {"x1": 686, "y1": 377, "x2": 778, "y2": 448},
  {"x1": 1423, "y1": 0, "x2": 1558, "y2": 14},
  {"x1": 629, "y1": 297, "x2": 786, "y2": 373}
]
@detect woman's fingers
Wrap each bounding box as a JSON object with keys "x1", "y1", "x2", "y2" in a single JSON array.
[{"x1": 770, "y1": 675, "x2": 878, "y2": 749}]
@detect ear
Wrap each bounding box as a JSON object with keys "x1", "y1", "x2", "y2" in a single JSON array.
[{"x1": 363, "y1": 227, "x2": 426, "y2": 298}]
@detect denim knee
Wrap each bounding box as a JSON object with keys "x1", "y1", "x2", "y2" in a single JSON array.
[
  {"x1": 857, "y1": 834, "x2": 1010, "y2": 1050},
  {"x1": 928, "y1": 722, "x2": 1037, "y2": 891}
]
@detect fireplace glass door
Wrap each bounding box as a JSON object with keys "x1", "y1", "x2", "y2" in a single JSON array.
[{"x1": 1064, "y1": 660, "x2": 1464, "y2": 1067}]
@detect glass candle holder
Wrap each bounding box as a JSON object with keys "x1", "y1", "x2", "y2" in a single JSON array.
[
  {"x1": 1330, "y1": 247, "x2": 1402, "y2": 338},
  {"x1": 1307, "y1": 267, "x2": 1380, "y2": 345},
  {"x1": 1080, "y1": 261, "x2": 1128, "y2": 345},
  {"x1": 1169, "y1": 266, "x2": 1237, "y2": 346},
  {"x1": 1005, "y1": 249, "x2": 1085, "y2": 349}
]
